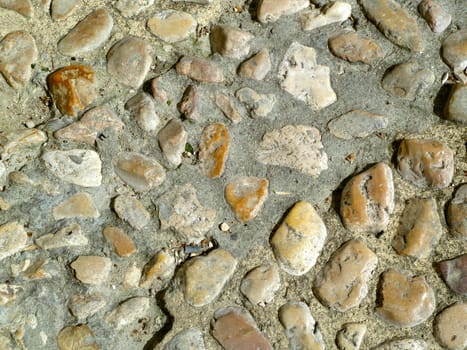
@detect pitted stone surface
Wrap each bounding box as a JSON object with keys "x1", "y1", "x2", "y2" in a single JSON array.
[
  {"x1": 438, "y1": 254, "x2": 467, "y2": 295},
  {"x1": 447, "y1": 184, "x2": 467, "y2": 239},
  {"x1": 235, "y1": 87, "x2": 276, "y2": 118},
  {"x1": 35, "y1": 223, "x2": 88, "y2": 249},
  {"x1": 240, "y1": 264, "x2": 280, "y2": 306}
]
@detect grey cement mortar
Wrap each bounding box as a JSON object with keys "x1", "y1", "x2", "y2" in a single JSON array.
[{"x1": 0, "y1": 0, "x2": 466, "y2": 349}]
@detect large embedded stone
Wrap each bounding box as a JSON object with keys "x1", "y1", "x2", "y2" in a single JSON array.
[
  {"x1": 418, "y1": 0, "x2": 451, "y2": 33},
  {"x1": 235, "y1": 87, "x2": 276, "y2": 118},
  {"x1": 336, "y1": 322, "x2": 367, "y2": 350},
  {"x1": 148, "y1": 10, "x2": 196, "y2": 43},
  {"x1": 103, "y1": 226, "x2": 136, "y2": 257},
  {"x1": 447, "y1": 184, "x2": 467, "y2": 239},
  {"x1": 68, "y1": 294, "x2": 106, "y2": 319},
  {"x1": 57, "y1": 325, "x2": 99, "y2": 350},
  {"x1": 71, "y1": 255, "x2": 112, "y2": 285},
  {"x1": 51, "y1": 0, "x2": 81, "y2": 20},
  {"x1": 438, "y1": 254, "x2": 467, "y2": 295},
  {"x1": 0, "y1": 222, "x2": 28, "y2": 262},
  {"x1": 199, "y1": 123, "x2": 230, "y2": 179},
  {"x1": 139, "y1": 249, "x2": 175, "y2": 288},
  {"x1": 176, "y1": 56, "x2": 224, "y2": 83},
  {"x1": 164, "y1": 328, "x2": 206, "y2": 350},
  {"x1": 106, "y1": 297, "x2": 150, "y2": 330},
  {"x1": 125, "y1": 92, "x2": 159, "y2": 132},
  {"x1": 328, "y1": 110, "x2": 388, "y2": 139},
  {"x1": 210, "y1": 25, "x2": 254, "y2": 59},
  {"x1": 444, "y1": 84, "x2": 467, "y2": 124},
  {"x1": 215, "y1": 92, "x2": 242, "y2": 124},
  {"x1": 115, "y1": 0, "x2": 154, "y2": 18},
  {"x1": 442, "y1": 29, "x2": 467, "y2": 83},
  {"x1": 0, "y1": 0, "x2": 33, "y2": 17},
  {"x1": 240, "y1": 265, "x2": 280, "y2": 306},
  {"x1": 329, "y1": 32, "x2": 383, "y2": 64},
  {"x1": 257, "y1": 0, "x2": 309, "y2": 23}
]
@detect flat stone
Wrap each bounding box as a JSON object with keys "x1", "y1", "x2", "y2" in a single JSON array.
[
  {"x1": 0, "y1": 31, "x2": 38, "y2": 89},
  {"x1": 113, "y1": 194, "x2": 150, "y2": 230},
  {"x1": 447, "y1": 185, "x2": 467, "y2": 239},
  {"x1": 340, "y1": 163, "x2": 394, "y2": 234},
  {"x1": 258, "y1": 125, "x2": 328, "y2": 177},
  {"x1": 178, "y1": 85, "x2": 198, "y2": 120},
  {"x1": 115, "y1": 0, "x2": 154, "y2": 18},
  {"x1": 279, "y1": 301, "x2": 326, "y2": 350},
  {"x1": 113, "y1": 152, "x2": 166, "y2": 192},
  {"x1": 257, "y1": 0, "x2": 309, "y2": 23},
  {"x1": 0, "y1": 283, "x2": 22, "y2": 306},
  {"x1": 434, "y1": 303, "x2": 467, "y2": 350},
  {"x1": 278, "y1": 42, "x2": 337, "y2": 110},
  {"x1": 103, "y1": 226, "x2": 136, "y2": 257},
  {"x1": 376, "y1": 269, "x2": 436, "y2": 327},
  {"x1": 237, "y1": 49, "x2": 271, "y2": 80},
  {"x1": 55, "y1": 105, "x2": 124, "y2": 145},
  {"x1": 372, "y1": 338, "x2": 427, "y2": 350},
  {"x1": 51, "y1": 0, "x2": 81, "y2": 20},
  {"x1": 240, "y1": 265, "x2": 280, "y2": 306},
  {"x1": 418, "y1": 0, "x2": 451, "y2": 33},
  {"x1": 215, "y1": 92, "x2": 242, "y2": 124},
  {"x1": 182, "y1": 248, "x2": 236, "y2": 307},
  {"x1": 106, "y1": 297, "x2": 150, "y2": 330},
  {"x1": 300, "y1": 2, "x2": 352, "y2": 31},
  {"x1": 0, "y1": 222, "x2": 28, "y2": 262},
  {"x1": 70, "y1": 256, "x2": 112, "y2": 285},
  {"x1": 176, "y1": 56, "x2": 224, "y2": 83},
  {"x1": 360, "y1": 0, "x2": 424, "y2": 52},
  {"x1": 57, "y1": 325, "x2": 99, "y2": 350},
  {"x1": 438, "y1": 254, "x2": 467, "y2": 295},
  {"x1": 212, "y1": 306, "x2": 272, "y2": 350},
  {"x1": 36, "y1": 223, "x2": 87, "y2": 249},
  {"x1": 314, "y1": 240, "x2": 378, "y2": 311},
  {"x1": 164, "y1": 328, "x2": 206, "y2": 350},
  {"x1": 148, "y1": 10, "x2": 196, "y2": 43},
  {"x1": 151, "y1": 77, "x2": 168, "y2": 102},
  {"x1": 397, "y1": 139, "x2": 454, "y2": 188},
  {"x1": 47, "y1": 64, "x2": 96, "y2": 116},
  {"x1": 158, "y1": 119, "x2": 188, "y2": 168},
  {"x1": 336, "y1": 322, "x2": 367, "y2": 350},
  {"x1": 107, "y1": 37, "x2": 152, "y2": 88},
  {"x1": 43, "y1": 149, "x2": 102, "y2": 187},
  {"x1": 235, "y1": 87, "x2": 276, "y2": 118},
  {"x1": 58, "y1": 8, "x2": 113, "y2": 57},
  {"x1": 199, "y1": 123, "x2": 230, "y2": 179},
  {"x1": 157, "y1": 183, "x2": 216, "y2": 242},
  {"x1": 271, "y1": 201, "x2": 327, "y2": 276},
  {"x1": 125, "y1": 93, "x2": 159, "y2": 132},
  {"x1": 442, "y1": 29, "x2": 467, "y2": 83},
  {"x1": 381, "y1": 61, "x2": 435, "y2": 100},
  {"x1": 139, "y1": 249, "x2": 176, "y2": 288},
  {"x1": 393, "y1": 198, "x2": 442, "y2": 259},
  {"x1": 444, "y1": 84, "x2": 467, "y2": 124},
  {"x1": 210, "y1": 25, "x2": 254, "y2": 59},
  {"x1": 225, "y1": 176, "x2": 269, "y2": 223},
  {"x1": 53, "y1": 192, "x2": 99, "y2": 220},
  {"x1": 328, "y1": 110, "x2": 388, "y2": 139},
  {"x1": 0, "y1": 0, "x2": 32, "y2": 17},
  {"x1": 329, "y1": 32, "x2": 384, "y2": 64},
  {"x1": 68, "y1": 294, "x2": 106, "y2": 319}
]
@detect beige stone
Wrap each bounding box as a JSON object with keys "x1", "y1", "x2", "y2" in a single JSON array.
[
  {"x1": 139, "y1": 250, "x2": 176, "y2": 288},
  {"x1": 444, "y1": 84, "x2": 467, "y2": 124},
  {"x1": 125, "y1": 92, "x2": 159, "y2": 132},
  {"x1": 0, "y1": 283, "x2": 22, "y2": 306},
  {"x1": 0, "y1": 221, "x2": 28, "y2": 262},
  {"x1": 215, "y1": 92, "x2": 242, "y2": 124},
  {"x1": 373, "y1": 338, "x2": 427, "y2": 350},
  {"x1": 51, "y1": 0, "x2": 81, "y2": 20},
  {"x1": 199, "y1": 123, "x2": 230, "y2": 179},
  {"x1": 178, "y1": 85, "x2": 198, "y2": 120},
  {"x1": 447, "y1": 184, "x2": 467, "y2": 239},
  {"x1": 237, "y1": 49, "x2": 271, "y2": 80},
  {"x1": 103, "y1": 226, "x2": 136, "y2": 257},
  {"x1": 442, "y1": 29, "x2": 467, "y2": 83},
  {"x1": 68, "y1": 294, "x2": 106, "y2": 319},
  {"x1": 71, "y1": 256, "x2": 112, "y2": 285},
  {"x1": 336, "y1": 322, "x2": 367, "y2": 350},
  {"x1": 329, "y1": 32, "x2": 384, "y2": 64},
  {"x1": 57, "y1": 324, "x2": 99, "y2": 350},
  {"x1": 123, "y1": 263, "x2": 141, "y2": 289},
  {"x1": 300, "y1": 2, "x2": 352, "y2": 31},
  {"x1": 148, "y1": 10, "x2": 196, "y2": 43},
  {"x1": 164, "y1": 328, "x2": 206, "y2": 350},
  {"x1": 113, "y1": 194, "x2": 150, "y2": 230},
  {"x1": 157, "y1": 119, "x2": 188, "y2": 168},
  {"x1": 106, "y1": 297, "x2": 150, "y2": 330},
  {"x1": 235, "y1": 87, "x2": 276, "y2": 118},
  {"x1": 240, "y1": 265, "x2": 280, "y2": 306},
  {"x1": 328, "y1": 110, "x2": 388, "y2": 139},
  {"x1": 0, "y1": 0, "x2": 33, "y2": 17},
  {"x1": 418, "y1": 0, "x2": 451, "y2": 33},
  {"x1": 210, "y1": 25, "x2": 254, "y2": 59},
  {"x1": 35, "y1": 223, "x2": 88, "y2": 249},
  {"x1": 115, "y1": 0, "x2": 153, "y2": 17},
  {"x1": 434, "y1": 303, "x2": 467, "y2": 350},
  {"x1": 176, "y1": 56, "x2": 224, "y2": 83},
  {"x1": 257, "y1": 0, "x2": 309, "y2": 23},
  {"x1": 53, "y1": 192, "x2": 99, "y2": 220}
]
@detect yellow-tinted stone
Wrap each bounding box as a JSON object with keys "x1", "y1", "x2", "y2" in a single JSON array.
[
  {"x1": 53, "y1": 192, "x2": 100, "y2": 220},
  {"x1": 103, "y1": 226, "x2": 136, "y2": 257},
  {"x1": 199, "y1": 123, "x2": 230, "y2": 179},
  {"x1": 57, "y1": 324, "x2": 99, "y2": 350},
  {"x1": 139, "y1": 249, "x2": 175, "y2": 288},
  {"x1": 148, "y1": 10, "x2": 196, "y2": 43}
]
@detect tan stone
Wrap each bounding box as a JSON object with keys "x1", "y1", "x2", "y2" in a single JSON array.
[
  {"x1": 314, "y1": 240, "x2": 378, "y2": 312},
  {"x1": 257, "y1": 0, "x2": 309, "y2": 23},
  {"x1": 70, "y1": 256, "x2": 112, "y2": 285},
  {"x1": 123, "y1": 263, "x2": 141, "y2": 289},
  {"x1": 115, "y1": 0, "x2": 153, "y2": 17},
  {"x1": 139, "y1": 249, "x2": 175, "y2": 288},
  {"x1": 373, "y1": 338, "x2": 427, "y2": 350},
  {"x1": 328, "y1": 110, "x2": 388, "y2": 140},
  {"x1": 125, "y1": 93, "x2": 159, "y2": 132},
  {"x1": 442, "y1": 29, "x2": 467, "y2": 83},
  {"x1": 51, "y1": 0, "x2": 81, "y2": 20},
  {"x1": 157, "y1": 119, "x2": 188, "y2": 168},
  {"x1": 199, "y1": 123, "x2": 230, "y2": 179},
  {"x1": 329, "y1": 32, "x2": 384, "y2": 64},
  {"x1": 22, "y1": 258, "x2": 50, "y2": 280},
  {"x1": 57, "y1": 324, "x2": 99, "y2": 350},
  {"x1": 376, "y1": 269, "x2": 435, "y2": 327},
  {"x1": 178, "y1": 85, "x2": 198, "y2": 120},
  {"x1": 113, "y1": 194, "x2": 150, "y2": 230},
  {"x1": 0, "y1": 221, "x2": 28, "y2": 262},
  {"x1": 300, "y1": 2, "x2": 352, "y2": 31},
  {"x1": 418, "y1": 0, "x2": 451, "y2": 33},
  {"x1": 68, "y1": 294, "x2": 106, "y2": 319},
  {"x1": 164, "y1": 329, "x2": 206, "y2": 350},
  {"x1": 106, "y1": 297, "x2": 150, "y2": 330},
  {"x1": 336, "y1": 322, "x2": 367, "y2": 350},
  {"x1": 392, "y1": 198, "x2": 442, "y2": 258},
  {"x1": 35, "y1": 223, "x2": 88, "y2": 249},
  {"x1": 237, "y1": 49, "x2": 271, "y2": 80},
  {"x1": 53, "y1": 192, "x2": 99, "y2": 220},
  {"x1": 444, "y1": 84, "x2": 467, "y2": 124},
  {"x1": 235, "y1": 87, "x2": 276, "y2": 118},
  {"x1": 447, "y1": 184, "x2": 467, "y2": 240},
  {"x1": 240, "y1": 265, "x2": 280, "y2": 306},
  {"x1": 434, "y1": 303, "x2": 467, "y2": 350},
  {"x1": 271, "y1": 201, "x2": 327, "y2": 276},
  {"x1": 103, "y1": 226, "x2": 136, "y2": 257},
  {"x1": 210, "y1": 25, "x2": 254, "y2": 59},
  {"x1": 215, "y1": 92, "x2": 242, "y2": 123},
  {"x1": 340, "y1": 163, "x2": 394, "y2": 234},
  {"x1": 225, "y1": 176, "x2": 269, "y2": 222},
  {"x1": 397, "y1": 139, "x2": 454, "y2": 188},
  {"x1": 176, "y1": 56, "x2": 224, "y2": 83},
  {"x1": 0, "y1": 0, "x2": 33, "y2": 17},
  {"x1": 148, "y1": 10, "x2": 196, "y2": 43}
]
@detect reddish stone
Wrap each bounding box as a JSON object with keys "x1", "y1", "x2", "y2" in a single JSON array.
[{"x1": 438, "y1": 254, "x2": 467, "y2": 295}]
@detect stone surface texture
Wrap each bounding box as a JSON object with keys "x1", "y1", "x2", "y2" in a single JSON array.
[
  {"x1": 0, "y1": 222, "x2": 28, "y2": 262},
  {"x1": 447, "y1": 184, "x2": 467, "y2": 239},
  {"x1": 199, "y1": 123, "x2": 230, "y2": 179},
  {"x1": 336, "y1": 322, "x2": 367, "y2": 350},
  {"x1": 53, "y1": 192, "x2": 99, "y2": 220},
  {"x1": 438, "y1": 254, "x2": 467, "y2": 295},
  {"x1": 257, "y1": 0, "x2": 309, "y2": 23},
  {"x1": 300, "y1": 2, "x2": 352, "y2": 31},
  {"x1": 125, "y1": 93, "x2": 159, "y2": 132},
  {"x1": 328, "y1": 110, "x2": 388, "y2": 139},
  {"x1": 210, "y1": 24, "x2": 254, "y2": 59},
  {"x1": 176, "y1": 56, "x2": 224, "y2": 83},
  {"x1": 434, "y1": 303, "x2": 467, "y2": 350},
  {"x1": 329, "y1": 32, "x2": 384, "y2": 64},
  {"x1": 418, "y1": 0, "x2": 451, "y2": 33},
  {"x1": 70, "y1": 255, "x2": 112, "y2": 285},
  {"x1": 240, "y1": 264, "x2": 280, "y2": 306},
  {"x1": 113, "y1": 194, "x2": 150, "y2": 230},
  {"x1": 237, "y1": 49, "x2": 271, "y2": 80},
  {"x1": 442, "y1": 29, "x2": 467, "y2": 83},
  {"x1": 445, "y1": 84, "x2": 467, "y2": 124},
  {"x1": 148, "y1": 10, "x2": 196, "y2": 43},
  {"x1": 164, "y1": 328, "x2": 206, "y2": 350}
]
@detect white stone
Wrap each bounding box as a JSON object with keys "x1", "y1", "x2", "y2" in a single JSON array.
[
  {"x1": 106, "y1": 297, "x2": 150, "y2": 329},
  {"x1": 300, "y1": 2, "x2": 352, "y2": 31},
  {"x1": 115, "y1": 0, "x2": 154, "y2": 17},
  {"x1": 148, "y1": 10, "x2": 197, "y2": 43},
  {"x1": 0, "y1": 222, "x2": 28, "y2": 262},
  {"x1": 35, "y1": 223, "x2": 88, "y2": 249},
  {"x1": 70, "y1": 256, "x2": 112, "y2": 285}
]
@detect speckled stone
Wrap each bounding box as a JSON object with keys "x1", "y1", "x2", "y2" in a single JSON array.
[
  {"x1": 113, "y1": 194, "x2": 150, "y2": 230},
  {"x1": 257, "y1": 0, "x2": 309, "y2": 23},
  {"x1": 271, "y1": 201, "x2": 327, "y2": 276},
  {"x1": 115, "y1": 0, "x2": 154, "y2": 18},
  {"x1": 329, "y1": 32, "x2": 383, "y2": 64},
  {"x1": 57, "y1": 324, "x2": 99, "y2": 350},
  {"x1": 158, "y1": 119, "x2": 187, "y2": 168},
  {"x1": 336, "y1": 322, "x2": 366, "y2": 350},
  {"x1": 0, "y1": 31, "x2": 38, "y2": 89},
  {"x1": 444, "y1": 84, "x2": 467, "y2": 124},
  {"x1": 164, "y1": 328, "x2": 206, "y2": 350},
  {"x1": 340, "y1": 163, "x2": 394, "y2": 234},
  {"x1": 314, "y1": 240, "x2": 378, "y2": 311},
  {"x1": 182, "y1": 248, "x2": 237, "y2": 307},
  {"x1": 148, "y1": 10, "x2": 196, "y2": 43},
  {"x1": 210, "y1": 24, "x2": 254, "y2": 59},
  {"x1": 300, "y1": 2, "x2": 352, "y2": 31},
  {"x1": 0, "y1": 0, "x2": 32, "y2": 17},
  {"x1": 372, "y1": 338, "x2": 427, "y2": 350},
  {"x1": 434, "y1": 303, "x2": 467, "y2": 350},
  {"x1": 140, "y1": 249, "x2": 175, "y2": 288},
  {"x1": 103, "y1": 226, "x2": 136, "y2": 257},
  {"x1": 442, "y1": 29, "x2": 467, "y2": 83},
  {"x1": 106, "y1": 297, "x2": 150, "y2": 330},
  {"x1": 376, "y1": 269, "x2": 436, "y2": 327},
  {"x1": 212, "y1": 306, "x2": 272, "y2": 350},
  {"x1": 418, "y1": 0, "x2": 451, "y2": 33},
  {"x1": 235, "y1": 87, "x2": 276, "y2": 118},
  {"x1": 215, "y1": 92, "x2": 242, "y2": 124},
  {"x1": 199, "y1": 123, "x2": 230, "y2": 179},
  {"x1": 71, "y1": 256, "x2": 112, "y2": 285},
  {"x1": 176, "y1": 56, "x2": 224, "y2": 83},
  {"x1": 240, "y1": 265, "x2": 280, "y2": 306},
  {"x1": 447, "y1": 184, "x2": 467, "y2": 239},
  {"x1": 0, "y1": 222, "x2": 28, "y2": 262},
  {"x1": 279, "y1": 301, "x2": 326, "y2": 350},
  {"x1": 35, "y1": 223, "x2": 88, "y2": 249},
  {"x1": 397, "y1": 139, "x2": 454, "y2": 189},
  {"x1": 51, "y1": 0, "x2": 81, "y2": 20},
  {"x1": 438, "y1": 254, "x2": 467, "y2": 295},
  {"x1": 68, "y1": 294, "x2": 106, "y2": 319},
  {"x1": 237, "y1": 49, "x2": 271, "y2": 80},
  {"x1": 53, "y1": 192, "x2": 99, "y2": 220},
  {"x1": 328, "y1": 110, "x2": 388, "y2": 139}
]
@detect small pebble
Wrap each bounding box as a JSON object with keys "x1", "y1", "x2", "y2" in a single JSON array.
[
  {"x1": 258, "y1": 125, "x2": 328, "y2": 177},
  {"x1": 271, "y1": 201, "x2": 327, "y2": 276},
  {"x1": 438, "y1": 254, "x2": 467, "y2": 295},
  {"x1": 176, "y1": 56, "x2": 224, "y2": 83},
  {"x1": 235, "y1": 87, "x2": 276, "y2": 118},
  {"x1": 53, "y1": 192, "x2": 100, "y2": 220},
  {"x1": 240, "y1": 264, "x2": 280, "y2": 306},
  {"x1": 103, "y1": 226, "x2": 136, "y2": 257},
  {"x1": 115, "y1": 0, "x2": 154, "y2": 18},
  {"x1": 51, "y1": 0, "x2": 81, "y2": 20},
  {"x1": 35, "y1": 223, "x2": 88, "y2": 249},
  {"x1": 210, "y1": 24, "x2": 254, "y2": 59},
  {"x1": 0, "y1": 222, "x2": 28, "y2": 262},
  {"x1": 148, "y1": 10, "x2": 196, "y2": 43},
  {"x1": 372, "y1": 338, "x2": 427, "y2": 350},
  {"x1": 139, "y1": 249, "x2": 175, "y2": 288},
  {"x1": 125, "y1": 92, "x2": 160, "y2": 132},
  {"x1": 215, "y1": 92, "x2": 242, "y2": 124},
  {"x1": 68, "y1": 294, "x2": 106, "y2": 319},
  {"x1": 447, "y1": 184, "x2": 467, "y2": 239},
  {"x1": 397, "y1": 138, "x2": 454, "y2": 188},
  {"x1": 329, "y1": 32, "x2": 384, "y2": 64},
  {"x1": 106, "y1": 297, "x2": 150, "y2": 330},
  {"x1": 164, "y1": 328, "x2": 206, "y2": 350},
  {"x1": 237, "y1": 49, "x2": 271, "y2": 80},
  {"x1": 257, "y1": 0, "x2": 309, "y2": 23},
  {"x1": 376, "y1": 269, "x2": 435, "y2": 327},
  {"x1": 300, "y1": 2, "x2": 352, "y2": 31},
  {"x1": 336, "y1": 322, "x2": 367, "y2": 350},
  {"x1": 434, "y1": 303, "x2": 467, "y2": 350},
  {"x1": 444, "y1": 84, "x2": 467, "y2": 124},
  {"x1": 442, "y1": 29, "x2": 467, "y2": 83},
  {"x1": 220, "y1": 222, "x2": 230, "y2": 232},
  {"x1": 71, "y1": 256, "x2": 112, "y2": 285},
  {"x1": 418, "y1": 0, "x2": 451, "y2": 33},
  {"x1": 328, "y1": 110, "x2": 388, "y2": 139},
  {"x1": 199, "y1": 123, "x2": 231, "y2": 179},
  {"x1": 158, "y1": 119, "x2": 188, "y2": 168},
  {"x1": 279, "y1": 301, "x2": 326, "y2": 350},
  {"x1": 113, "y1": 194, "x2": 150, "y2": 230},
  {"x1": 56, "y1": 325, "x2": 99, "y2": 350},
  {"x1": 178, "y1": 85, "x2": 198, "y2": 120},
  {"x1": 0, "y1": 0, "x2": 33, "y2": 17},
  {"x1": 150, "y1": 77, "x2": 168, "y2": 102}
]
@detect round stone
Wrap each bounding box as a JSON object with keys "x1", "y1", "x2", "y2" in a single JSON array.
[{"x1": 434, "y1": 303, "x2": 467, "y2": 350}]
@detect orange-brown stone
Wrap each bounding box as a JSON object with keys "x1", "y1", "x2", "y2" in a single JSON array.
[
  {"x1": 199, "y1": 123, "x2": 230, "y2": 179},
  {"x1": 103, "y1": 226, "x2": 136, "y2": 257},
  {"x1": 47, "y1": 64, "x2": 96, "y2": 117}
]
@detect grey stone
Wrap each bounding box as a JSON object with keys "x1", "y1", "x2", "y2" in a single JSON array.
[
  {"x1": 215, "y1": 92, "x2": 242, "y2": 123},
  {"x1": 447, "y1": 184, "x2": 467, "y2": 239},
  {"x1": 445, "y1": 84, "x2": 467, "y2": 124},
  {"x1": 237, "y1": 49, "x2": 271, "y2": 80},
  {"x1": 240, "y1": 265, "x2": 280, "y2": 306},
  {"x1": 35, "y1": 223, "x2": 88, "y2": 249},
  {"x1": 372, "y1": 339, "x2": 427, "y2": 350},
  {"x1": 125, "y1": 93, "x2": 160, "y2": 132},
  {"x1": 210, "y1": 24, "x2": 254, "y2": 59},
  {"x1": 113, "y1": 194, "x2": 150, "y2": 230},
  {"x1": 418, "y1": 0, "x2": 451, "y2": 33},
  {"x1": 106, "y1": 297, "x2": 150, "y2": 330},
  {"x1": 300, "y1": 2, "x2": 352, "y2": 31},
  {"x1": 68, "y1": 294, "x2": 106, "y2": 319},
  {"x1": 442, "y1": 29, "x2": 467, "y2": 83},
  {"x1": 51, "y1": 0, "x2": 81, "y2": 20},
  {"x1": 235, "y1": 87, "x2": 276, "y2": 118},
  {"x1": 164, "y1": 328, "x2": 205, "y2": 350},
  {"x1": 328, "y1": 110, "x2": 388, "y2": 139},
  {"x1": 438, "y1": 254, "x2": 467, "y2": 295},
  {"x1": 336, "y1": 323, "x2": 367, "y2": 350},
  {"x1": 157, "y1": 119, "x2": 188, "y2": 168},
  {"x1": 0, "y1": 222, "x2": 28, "y2": 262},
  {"x1": 115, "y1": 0, "x2": 154, "y2": 17},
  {"x1": 0, "y1": 283, "x2": 22, "y2": 306}
]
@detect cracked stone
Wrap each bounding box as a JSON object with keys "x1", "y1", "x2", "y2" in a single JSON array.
[
  {"x1": 139, "y1": 249, "x2": 175, "y2": 288},
  {"x1": 235, "y1": 87, "x2": 276, "y2": 118},
  {"x1": 372, "y1": 338, "x2": 427, "y2": 350},
  {"x1": 148, "y1": 10, "x2": 196, "y2": 43},
  {"x1": 178, "y1": 85, "x2": 198, "y2": 120},
  {"x1": 215, "y1": 92, "x2": 242, "y2": 124},
  {"x1": 103, "y1": 226, "x2": 136, "y2": 257},
  {"x1": 0, "y1": 222, "x2": 28, "y2": 262},
  {"x1": 438, "y1": 254, "x2": 467, "y2": 295},
  {"x1": 210, "y1": 24, "x2": 254, "y2": 59},
  {"x1": 68, "y1": 294, "x2": 106, "y2": 320},
  {"x1": 336, "y1": 322, "x2": 367, "y2": 350},
  {"x1": 442, "y1": 29, "x2": 467, "y2": 83},
  {"x1": 444, "y1": 84, "x2": 467, "y2": 124},
  {"x1": 199, "y1": 123, "x2": 230, "y2": 179},
  {"x1": 434, "y1": 303, "x2": 467, "y2": 350},
  {"x1": 113, "y1": 194, "x2": 150, "y2": 230},
  {"x1": 106, "y1": 297, "x2": 150, "y2": 330},
  {"x1": 397, "y1": 139, "x2": 454, "y2": 189},
  {"x1": 279, "y1": 301, "x2": 326, "y2": 350},
  {"x1": 0, "y1": 0, "x2": 32, "y2": 17},
  {"x1": 418, "y1": 0, "x2": 451, "y2": 33},
  {"x1": 314, "y1": 240, "x2": 378, "y2": 311},
  {"x1": 392, "y1": 198, "x2": 442, "y2": 259},
  {"x1": 176, "y1": 56, "x2": 224, "y2": 83},
  {"x1": 376, "y1": 269, "x2": 436, "y2": 327},
  {"x1": 0, "y1": 31, "x2": 38, "y2": 89},
  {"x1": 115, "y1": 0, "x2": 154, "y2": 18},
  {"x1": 57, "y1": 8, "x2": 113, "y2": 57},
  {"x1": 271, "y1": 201, "x2": 327, "y2": 276},
  {"x1": 164, "y1": 328, "x2": 206, "y2": 350},
  {"x1": 447, "y1": 184, "x2": 467, "y2": 239},
  {"x1": 278, "y1": 42, "x2": 337, "y2": 110},
  {"x1": 329, "y1": 32, "x2": 384, "y2": 64},
  {"x1": 300, "y1": 2, "x2": 352, "y2": 31},
  {"x1": 71, "y1": 256, "x2": 112, "y2": 285},
  {"x1": 258, "y1": 125, "x2": 328, "y2": 177},
  {"x1": 340, "y1": 163, "x2": 394, "y2": 234},
  {"x1": 257, "y1": 0, "x2": 309, "y2": 24},
  {"x1": 35, "y1": 223, "x2": 87, "y2": 249},
  {"x1": 158, "y1": 119, "x2": 188, "y2": 168},
  {"x1": 125, "y1": 93, "x2": 159, "y2": 132},
  {"x1": 51, "y1": 0, "x2": 81, "y2": 20},
  {"x1": 57, "y1": 324, "x2": 99, "y2": 350},
  {"x1": 328, "y1": 110, "x2": 388, "y2": 140},
  {"x1": 53, "y1": 192, "x2": 99, "y2": 220},
  {"x1": 240, "y1": 264, "x2": 280, "y2": 306}
]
